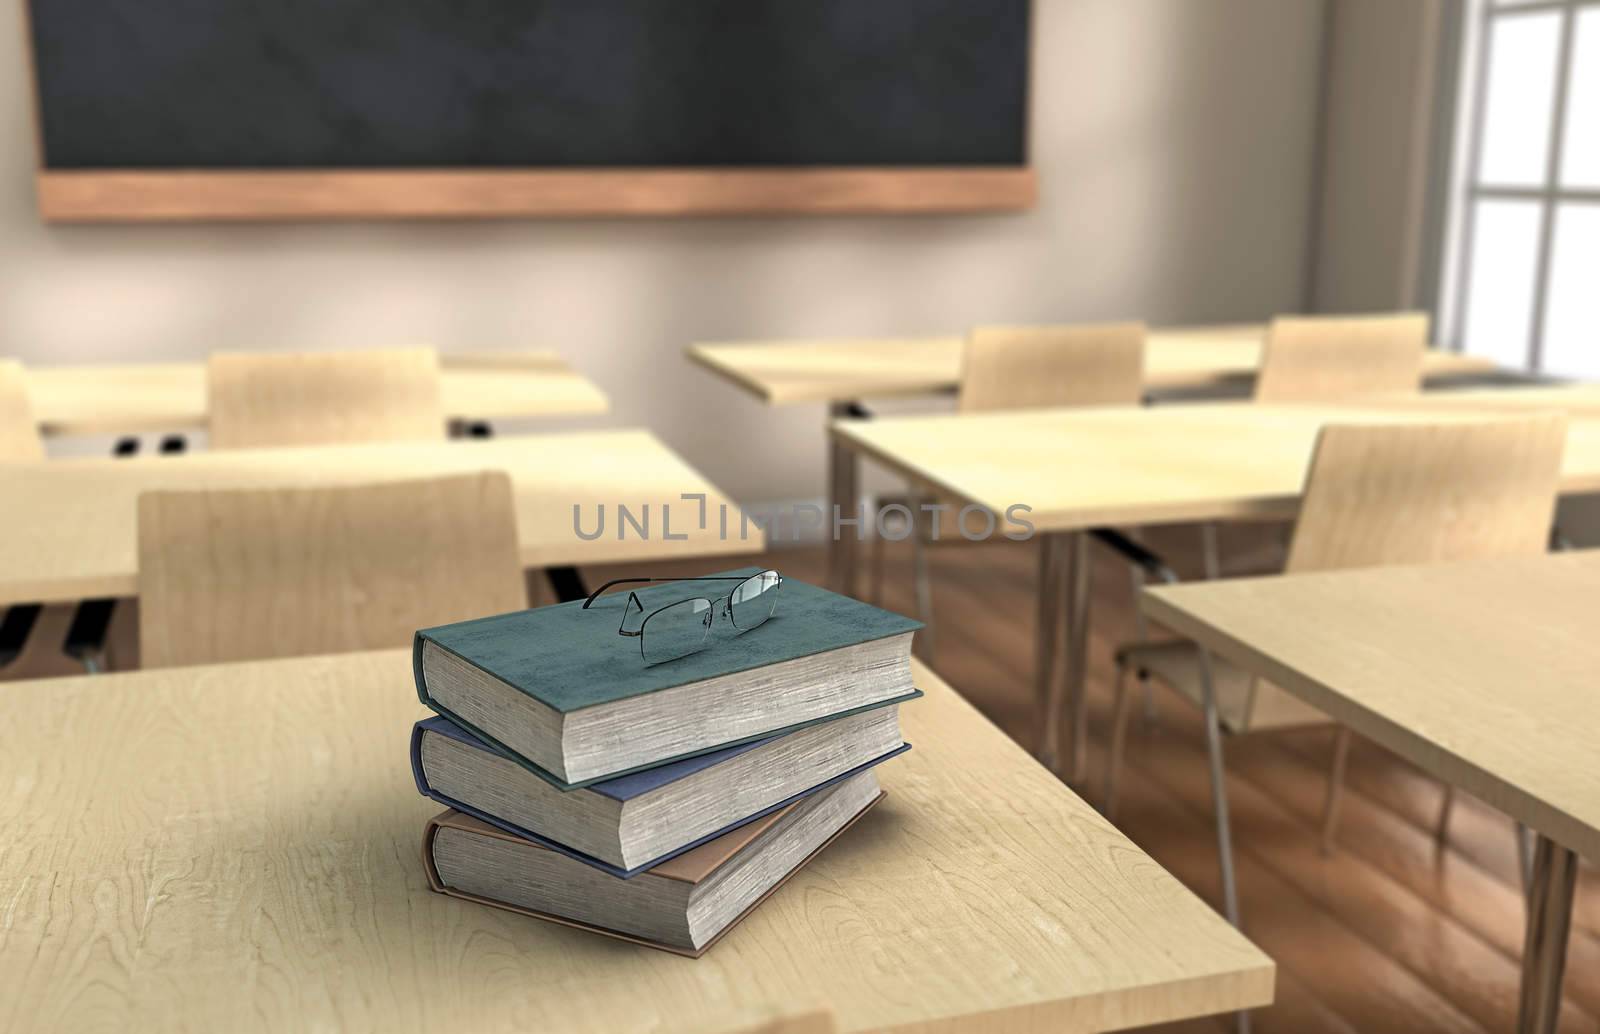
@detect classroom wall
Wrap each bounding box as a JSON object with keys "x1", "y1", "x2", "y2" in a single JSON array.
[
  {"x1": 0, "y1": 0, "x2": 1327, "y2": 507},
  {"x1": 1309, "y1": 0, "x2": 1450, "y2": 315}
]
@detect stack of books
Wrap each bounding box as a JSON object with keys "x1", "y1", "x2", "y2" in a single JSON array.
[{"x1": 411, "y1": 567, "x2": 921, "y2": 956}]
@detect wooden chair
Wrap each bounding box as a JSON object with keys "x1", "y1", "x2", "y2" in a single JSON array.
[
  {"x1": 1194, "y1": 312, "x2": 1434, "y2": 580},
  {"x1": 958, "y1": 322, "x2": 1146, "y2": 412},
  {"x1": 1103, "y1": 415, "x2": 1566, "y2": 934},
  {"x1": 207, "y1": 347, "x2": 445, "y2": 450},
  {"x1": 876, "y1": 323, "x2": 1145, "y2": 649},
  {"x1": 1254, "y1": 311, "x2": 1429, "y2": 403},
  {"x1": 137, "y1": 472, "x2": 527, "y2": 668}
]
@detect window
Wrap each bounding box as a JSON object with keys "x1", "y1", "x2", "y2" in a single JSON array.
[{"x1": 1441, "y1": 0, "x2": 1600, "y2": 376}]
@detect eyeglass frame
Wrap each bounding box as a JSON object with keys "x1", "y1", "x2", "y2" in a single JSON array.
[{"x1": 580, "y1": 571, "x2": 785, "y2": 661}]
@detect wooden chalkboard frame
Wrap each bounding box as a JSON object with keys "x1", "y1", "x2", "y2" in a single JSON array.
[
  {"x1": 22, "y1": 3, "x2": 1036, "y2": 223},
  {"x1": 34, "y1": 168, "x2": 1037, "y2": 222}
]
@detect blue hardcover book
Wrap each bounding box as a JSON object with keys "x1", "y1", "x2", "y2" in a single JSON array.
[
  {"x1": 411, "y1": 707, "x2": 911, "y2": 877},
  {"x1": 413, "y1": 567, "x2": 922, "y2": 789}
]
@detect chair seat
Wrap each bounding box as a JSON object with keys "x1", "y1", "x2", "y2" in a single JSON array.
[
  {"x1": 1116, "y1": 640, "x2": 1259, "y2": 734},
  {"x1": 1117, "y1": 639, "x2": 1331, "y2": 734}
]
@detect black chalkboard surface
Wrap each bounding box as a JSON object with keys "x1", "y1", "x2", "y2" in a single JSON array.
[{"x1": 28, "y1": 0, "x2": 1030, "y2": 170}]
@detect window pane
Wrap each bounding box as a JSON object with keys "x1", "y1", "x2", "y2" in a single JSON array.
[
  {"x1": 1478, "y1": 12, "x2": 1562, "y2": 186},
  {"x1": 1539, "y1": 203, "x2": 1600, "y2": 378},
  {"x1": 1559, "y1": 9, "x2": 1600, "y2": 188},
  {"x1": 1461, "y1": 199, "x2": 1542, "y2": 368}
]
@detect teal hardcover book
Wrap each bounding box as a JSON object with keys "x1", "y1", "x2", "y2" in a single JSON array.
[{"x1": 414, "y1": 567, "x2": 922, "y2": 789}]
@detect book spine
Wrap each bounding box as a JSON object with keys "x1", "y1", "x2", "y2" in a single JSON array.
[
  {"x1": 409, "y1": 722, "x2": 432, "y2": 797},
  {"x1": 420, "y1": 812, "x2": 448, "y2": 892},
  {"x1": 411, "y1": 632, "x2": 435, "y2": 709}
]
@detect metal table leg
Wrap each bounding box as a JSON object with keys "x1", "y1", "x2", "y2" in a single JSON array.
[
  {"x1": 1519, "y1": 833, "x2": 1578, "y2": 1034},
  {"x1": 1063, "y1": 531, "x2": 1094, "y2": 784},
  {"x1": 544, "y1": 566, "x2": 589, "y2": 603},
  {"x1": 826, "y1": 401, "x2": 862, "y2": 596},
  {"x1": 1035, "y1": 533, "x2": 1064, "y2": 765},
  {"x1": 1039, "y1": 531, "x2": 1091, "y2": 777}
]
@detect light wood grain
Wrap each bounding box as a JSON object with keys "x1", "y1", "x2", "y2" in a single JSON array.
[
  {"x1": 959, "y1": 323, "x2": 1145, "y2": 413},
  {"x1": 1143, "y1": 550, "x2": 1600, "y2": 863},
  {"x1": 1254, "y1": 312, "x2": 1429, "y2": 402},
  {"x1": 1131, "y1": 416, "x2": 1568, "y2": 731},
  {"x1": 22, "y1": 353, "x2": 609, "y2": 437},
  {"x1": 737, "y1": 537, "x2": 1600, "y2": 1031},
  {"x1": 0, "y1": 430, "x2": 751, "y2": 607},
  {"x1": 716, "y1": 1009, "x2": 838, "y2": 1034},
  {"x1": 1367, "y1": 381, "x2": 1600, "y2": 415},
  {"x1": 0, "y1": 652, "x2": 1271, "y2": 1033},
  {"x1": 830, "y1": 402, "x2": 1600, "y2": 533},
  {"x1": 138, "y1": 473, "x2": 527, "y2": 668},
  {"x1": 36, "y1": 168, "x2": 1037, "y2": 222},
  {"x1": 439, "y1": 351, "x2": 609, "y2": 419},
  {"x1": 0, "y1": 359, "x2": 44, "y2": 462},
  {"x1": 687, "y1": 326, "x2": 1494, "y2": 405},
  {"x1": 1285, "y1": 416, "x2": 1564, "y2": 572},
  {"x1": 208, "y1": 347, "x2": 446, "y2": 449}
]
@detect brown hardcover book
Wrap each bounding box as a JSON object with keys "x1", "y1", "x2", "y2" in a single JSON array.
[{"x1": 422, "y1": 770, "x2": 884, "y2": 957}]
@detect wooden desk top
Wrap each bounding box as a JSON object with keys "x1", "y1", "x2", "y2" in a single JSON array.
[
  {"x1": 23, "y1": 352, "x2": 610, "y2": 436},
  {"x1": 0, "y1": 652, "x2": 1272, "y2": 1033},
  {"x1": 0, "y1": 430, "x2": 750, "y2": 606},
  {"x1": 831, "y1": 401, "x2": 1600, "y2": 532},
  {"x1": 688, "y1": 326, "x2": 1495, "y2": 405},
  {"x1": 1143, "y1": 550, "x2": 1600, "y2": 862}
]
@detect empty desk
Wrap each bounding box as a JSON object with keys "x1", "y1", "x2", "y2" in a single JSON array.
[
  {"x1": 23, "y1": 351, "x2": 610, "y2": 437},
  {"x1": 0, "y1": 653, "x2": 1273, "y2": 1032},
  {"x1": 1143, "y1": 550, "x2": 1600, "y2": 1034},
  {"x1": 0, "y1": 429, "x2": 749, "y2": 607}
]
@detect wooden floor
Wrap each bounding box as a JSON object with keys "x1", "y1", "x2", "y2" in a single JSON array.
[{"x1": 594, "y1": 527, "x2": 1599, "y2": 1034}]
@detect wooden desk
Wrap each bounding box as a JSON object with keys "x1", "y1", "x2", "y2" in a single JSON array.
[
  {"x1": 0, "y1": 430, "x2": 750, "y2": 606},
  {"x1": 0, "y1": 653, "x2": 1272, "y2": 1033},
  {"x1": 1143, "y1": 551, "x2": 1600, "y2": 1034},
  {"x1": 687, "y1": 326, "x2": 1495, "y2": 404},
  {"x1": 23, "y1": 351, "x2": 610, "y2": 436},
  {"x1": 830, "y1": 402, "x2": 1600, "y2": 779}
]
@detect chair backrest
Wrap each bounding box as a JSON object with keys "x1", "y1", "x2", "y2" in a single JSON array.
[
  {"x1": 1243, "y1": 414, "x2": 1567, "y2": 729},
  {"x1": 1254, "y1": 312, "x2": 1428, "y2": 403},
  {"x1": 958, "y1": 323, "x2": 1145, "y2": 413},
  {"x1": 137, "y1": 472, "x2": 527, "y2": 668},
  {"x1": 207, "y1": 347, "x2": 445, "y2": 450},
  {"x1": 0, "y1": 359, "x2": 45, "y2": 462}
]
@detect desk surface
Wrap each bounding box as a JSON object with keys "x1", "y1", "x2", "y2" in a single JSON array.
[
  {"x1": 0, "y1": 653, "x2": 1272, "y2": 1033},
  {"x1": 832, "y1": 400, "x2": 1600, "y2": 532},
  {"x1": 688, "y1": 326, "x2": 1496, "y2": 405},
  {"x1": 1143, "y1": 551, "x2": 1600, "y2": 862},
  {"x1": 24, "y1": 351, "x2": 610, "y2": 436},
  {"x1": 0, "y1": 430, "x2": 750, "y2": 606}
]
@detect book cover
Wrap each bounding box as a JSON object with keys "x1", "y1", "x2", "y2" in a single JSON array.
[
  {"x1": 410, "y1": 713, "x2": 911, "y2": 877},
  {"x1": 413, "y1": 566, "x2": 922, "y2": 715},
  {"x1": 412, "y1": 567, "x2": 922, "y2": 789},
  {"x1": 421, "y1": 790, "x2": 885, "y2": 958}
]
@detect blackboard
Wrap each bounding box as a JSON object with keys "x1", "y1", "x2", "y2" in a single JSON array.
[{"x1": 27, "y1": 0, "x2": 1030, "y2": 170}]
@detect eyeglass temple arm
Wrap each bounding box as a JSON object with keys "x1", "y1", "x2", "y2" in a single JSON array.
[{"x1": 580, "y1": 575, "x2": 759, "y2": 608}]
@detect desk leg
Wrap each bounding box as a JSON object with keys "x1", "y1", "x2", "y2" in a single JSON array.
[
  {"x1": 544, "y1": 567, "x2": 589, "y2": 604},
  {"x1": 1519, "y1": 834, "x2": 1577, "y2": 1034},
  {"x1": 826, "y1": 402, "x2": 861, "y2": 596},
  {"x1": 1035, "y1": 534, "x2": 1064, "y2": 765},
  {"x1": 1038, "y1": 531, "x2": 1091, "y2": 777},
  {"x1": 1062, "y1": 531, "x2": 1093, "y2": 784}
]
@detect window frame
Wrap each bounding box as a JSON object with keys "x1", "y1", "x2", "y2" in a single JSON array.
[{"x1": 1441, "y1": 0, "x2": 1599, "y2": 371}]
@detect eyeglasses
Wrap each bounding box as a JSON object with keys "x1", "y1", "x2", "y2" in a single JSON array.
[{"x1": 581, "y1": 570, "x2": 784, "y2": 665}]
